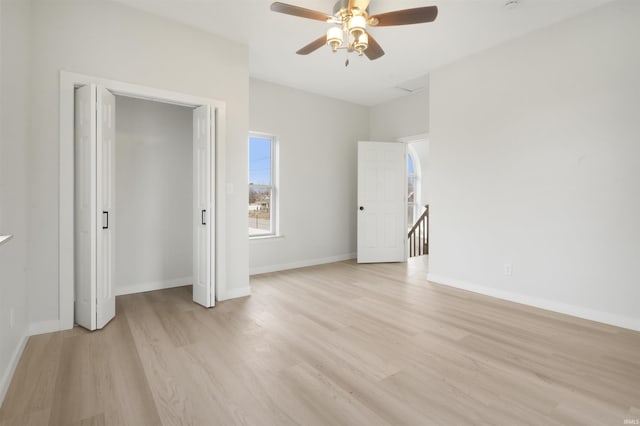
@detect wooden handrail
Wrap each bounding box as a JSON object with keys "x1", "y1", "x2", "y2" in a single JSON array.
[{"x1": 408, "y1": 205, "x2": 429, "y2": 257}]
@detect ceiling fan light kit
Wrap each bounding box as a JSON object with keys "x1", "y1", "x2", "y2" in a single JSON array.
[
  {"x1": 325, "y1": 13, "x2": 368, "y2": 54},
  {"x1": 349, "y1": 15, "x2": 367, "y2": 38},
  {"x1": 270, "y1": 0, "x2": 438, "y2": 61},
  {"x1": 353, "y1": 31, "x2": 368, "y2": 54},
  {"x1": 326, "y1": 26, "x2": 344, "y2": 51}
]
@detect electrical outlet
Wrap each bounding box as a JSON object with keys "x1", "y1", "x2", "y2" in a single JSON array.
[
  {"x1": 9, "y1": 307, "x2": 15, "y2": 329},
  {"x1": 504, "y1": 263, "x2": 512, "y2": 276}
]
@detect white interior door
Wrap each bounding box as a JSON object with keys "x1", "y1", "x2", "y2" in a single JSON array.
[
  {"x1": 357, "y1": 141, "x2": 407, "y2": 263},
  {"x1": 193, "y1": 105, "x2": 214, "y2": 308},
  {"x1": 74, "y1": 84, "x2": 97, "y2": 330},
  {"x1": 96, "y1": 86, "x2": 116, "y2": 329}
]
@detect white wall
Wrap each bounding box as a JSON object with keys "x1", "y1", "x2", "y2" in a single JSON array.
[
  {"x1": 369, "y1": 89, "x2": 429, "y2": 142},
  {"x1": 0, "y1": 0, "x2": 30, "y2": 403},
  {"x1": 249, "y1": 79, "x2": 369, "y2": 274},
  {"x1": 114, "y1": 96, "x2": 192, "y2": 295},
  {"x1": 371, "y1": 87, "x2": 430, "y2": 215},
  {"x1": 28, "y1": 0, "x2": 249, "y2": 327},
  {"x1": 428, "y1": 0, "x2": 640, "y2": 330}
]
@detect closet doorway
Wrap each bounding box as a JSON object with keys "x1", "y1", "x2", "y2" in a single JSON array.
[{"x1": 61, "y1": 73, "x2": 226, "y2": 331}]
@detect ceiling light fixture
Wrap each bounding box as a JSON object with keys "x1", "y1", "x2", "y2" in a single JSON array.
[
  {"x1": 353, "y1": 31, "x2": 368, "y2": 54},
  {"x1": 348, "y1": 15, "x2": 367, "y2": 39},
  {"x1": 325, "y1": 14, "x2": 369, "y2": 56},
  {"x1": 271, "y1": 0, "x2": 439, "y2": 61},
  {"x1": 326, "y1": 26, "x2": 344, "y2": 52}
]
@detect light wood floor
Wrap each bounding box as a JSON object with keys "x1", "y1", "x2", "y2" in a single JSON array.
[{"x1": 2, "y1": 257, "x2": 639, "y2": 425}]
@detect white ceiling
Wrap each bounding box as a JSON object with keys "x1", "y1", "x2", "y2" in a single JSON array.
[{"x1": 112, "y1": 0, "x2": 612, "y2": 105}]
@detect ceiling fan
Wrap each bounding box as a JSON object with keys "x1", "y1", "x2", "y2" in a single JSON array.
[{"x1": 270, "y1": 0, "x2": 438, "y2": 60}]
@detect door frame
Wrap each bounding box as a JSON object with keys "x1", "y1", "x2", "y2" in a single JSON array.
[{"x1": 59, "y1": 70, "x2": 227, "y2": 330}]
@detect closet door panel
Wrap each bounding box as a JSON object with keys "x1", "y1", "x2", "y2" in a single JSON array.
[
  {"x1": 193, "y1": 105, "x2": 213, "y2": 307},
  {"x1": 96, "y1": 86, "x2": 116, "y2": 329},
  {"x1": 74, "y1": 84, "x2": 97, "y2": 331}
]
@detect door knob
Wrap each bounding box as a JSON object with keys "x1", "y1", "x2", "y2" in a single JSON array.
[{"x1": 359, "y1": 206, "x2": 365, "y2": 211}]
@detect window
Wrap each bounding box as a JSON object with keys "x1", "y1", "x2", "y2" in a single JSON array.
[
  {"x1": 248, "y1": 133, "x2": 277, "y2": 237},
  {"x1": 408, "y1": 152, "x2": 417, "y2": 228}
]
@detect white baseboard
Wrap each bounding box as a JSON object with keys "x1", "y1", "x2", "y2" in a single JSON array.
[
  {"x1": 28, "y1": 319, "x2": 62, "y2": 336},
  {"x1": 427, "y1": 273, "x2": 640, "y2": 332},
  {"x1": 218, "y1": 286, "x2": 251, "y2": 301},
  {"x1": 115, "y1": 276, "x2": 192, "y2": 296},
  {"x1": 0, "y1": 333, "x2": 28, "y2": 406},
  {"x1": 249, "y1": 253, "x2": 356, "y2": 276}
]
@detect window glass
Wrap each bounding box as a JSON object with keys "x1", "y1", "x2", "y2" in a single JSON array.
[
  {"x1": 408, "y1": 154, "x2": 417, "y2": 227},
  {"x1": 249, "y1": 137, "x2": 272, "y2": 185},
  {"x1": 249, "y1": 134, "x2": 276, "y2": 237}
]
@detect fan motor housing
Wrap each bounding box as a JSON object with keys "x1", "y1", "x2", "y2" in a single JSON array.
[{"x1": 333, "y1": 0, "x2": 369, "y2": 17}]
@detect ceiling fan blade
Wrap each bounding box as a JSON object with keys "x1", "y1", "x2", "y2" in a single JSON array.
[
  {"x1": 271, "y1": 2, "x2": 332, "y2": 22},
  {"x1": 369, "y1": 6, "x2": 438, "y2": 27},
  {"x1": 296, "y1": 35, "x2": 327, "y2": 55},
  {"x1": 364, "y1": 33, "x2": 384, "y2": 60},
  {"x1": 348, "y1": 0, "x2": 371, "y2": 14}
]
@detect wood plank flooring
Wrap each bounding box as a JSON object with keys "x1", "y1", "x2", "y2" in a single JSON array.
[{"x1": 2, "y1": 257, "x2": 639, "y2": 425}]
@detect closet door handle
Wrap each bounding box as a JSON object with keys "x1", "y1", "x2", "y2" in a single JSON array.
[
  {"x1": 102, "y1": 211, "x2": 109, "y2": 229},
  {"x1": 201, "y1": 210, "x2": 206, "y2": 226}
]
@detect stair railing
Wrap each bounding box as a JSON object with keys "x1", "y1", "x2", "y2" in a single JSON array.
[{"x1": 408, "y1": 205, "x2": 429, "y2": 258}]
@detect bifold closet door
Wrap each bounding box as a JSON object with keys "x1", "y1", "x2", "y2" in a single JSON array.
[
  {"x1": 96, "y1": 86, "x2": 116, "y2": 328},
  {"x1": 74, "y1": 84, "x2": 116, "y2": 331},
  {"x1": 192, "y1": 105, "x2": 214, "y2": 308},
  {"x1": 74, "y1": 84, "x2": 97, "y2": 330}
]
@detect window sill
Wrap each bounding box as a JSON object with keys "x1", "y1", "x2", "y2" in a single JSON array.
[
  {"x1": 249, "y1": 234, "x2": 284, "y2": 242},
  {"x1": 0, "y1": 234, "x2": 14, "y2": 247}
]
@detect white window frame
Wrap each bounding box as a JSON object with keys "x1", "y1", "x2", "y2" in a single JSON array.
[{"x1": 248, "y1": 132, "x2": 278, "y2": 238}]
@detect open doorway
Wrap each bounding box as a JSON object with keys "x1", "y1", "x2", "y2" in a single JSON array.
[
  {"x1": 113, "y1": 97, "x2": 193, "y2": 297},
  {"x1": 74, "y1": 87, "x2": 212, "y2": 330},
  {"x1": 405, "y1": 136, "x2": 430, "y2": 258},
  {"x1": 61, "y1": 72, "x2": 226, "y2": 331}
]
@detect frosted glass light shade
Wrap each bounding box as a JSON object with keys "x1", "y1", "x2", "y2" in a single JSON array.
[
  {"x1": 327, "y1": 26, "x2": 343, "y2": 51},
  {"x1": 354, "y1": 31, "x2": 368, "y2": 53},
  {"x1": 348, "y1": 15, "x2": 366, "y2": 38}
]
